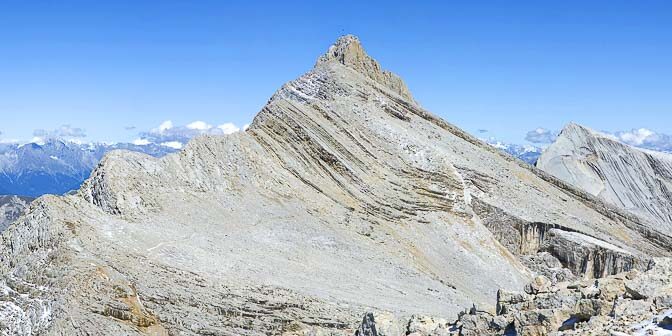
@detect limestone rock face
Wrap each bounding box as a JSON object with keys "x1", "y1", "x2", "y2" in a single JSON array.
[
  {"x1": 1, "y1": 36, "x2": 671, "y2": 335},
  {"x1": 537, "y1": 123, "x2": 672, "y2": 231}
]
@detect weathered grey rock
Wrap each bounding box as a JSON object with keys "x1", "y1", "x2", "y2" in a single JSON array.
[
  {"x1": 1, "y1": 36, "x2": 671, "y2": 335},
  {"x1": 460, "y1": 257, "x2": 672, "y2": 336},
  {"x1": 612, "y1": 298, "x2": 651, "y2": 319},
  {"x1": 624, "y1": 258, "x2": 672, "y2": 300},
  {"x1": 406, "y1": 315, "x2": 454, "y2": 335},
  {"x1": 542, "y1": 229, "x2": 652, "y2": 279},
  {"x1": 538, "y1": 122, "x2": 672, "y2": 232},
  {"x1": 524, "y1": 276, "x2": 552, "y2": 295}
]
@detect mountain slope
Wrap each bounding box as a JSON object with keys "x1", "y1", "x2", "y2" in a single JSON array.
[
  {"x1": 537, "y1": 123, "x2": 672, "y2": 231},
  {"x1": 1, "y1": 36, "x2": 671, "y2": 335}
]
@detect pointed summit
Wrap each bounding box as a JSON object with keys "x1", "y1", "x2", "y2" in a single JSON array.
[
  {"x1": 316, "y1": 35, "x2": 367, "y2": 67},
  {"x1": 317, "y1": 35, "x2": 414, "y2": 101},
  {"x1": 539, "y1": 121, "x2": 672, "y2": 230},
  {"x1": 560, "y1": 122, "x2": 592, "y2": 134},
  {"x1": 559, "y1": 122, "x2": 613, "y2": 141}
]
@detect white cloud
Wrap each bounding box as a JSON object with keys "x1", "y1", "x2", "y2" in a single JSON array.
[
  {"x1": 525, "y1": 128, "x2": 557, "y2": 144},
  {"x1": 158, "y1": 120, "x2": 174, "y2": 132},
  {"x1": 616, "y1": 128, "x2": 655, "y2": 146},
  {"x1": 32, "y1": 124, "x2": 87, "y2": 144},
  {"x1": 186, "y1": 121, "x2": 212, "y2": 130},
  {"x1": 160, "y1": 141, "x2": 183, "y2": 149},
  {"x1": 217, "y1": 123, "x2": 240, "y2": 135},
  {"x1": 137, "y1": 120, "x2": 247, "y2": 147},
  {"x1": 611, "y1": 128, "x2": 672, "y2": 152}
]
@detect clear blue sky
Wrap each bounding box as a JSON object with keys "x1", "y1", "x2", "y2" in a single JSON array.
[{"x1": 1, "y1": 0, "x2": 671, "y2": 143}]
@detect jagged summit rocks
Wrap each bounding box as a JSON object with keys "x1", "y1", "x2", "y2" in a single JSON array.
[
  {"x1": 316, "y1": 34, "x2": 413, "y2": 101},
  {"x1": 1, "y1": 35, "x2": 671, "y2": 335},
  {"x1": 537, "y1": 122, "x2": 672, "y2": 231}
]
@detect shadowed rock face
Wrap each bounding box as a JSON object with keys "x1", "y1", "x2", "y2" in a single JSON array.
[
  {"x1": 537, "y1": 123, "x2": 672, "y2": 232},
  {"x1": 1, "y1": 36, "x2": 671, "y2": 335}
]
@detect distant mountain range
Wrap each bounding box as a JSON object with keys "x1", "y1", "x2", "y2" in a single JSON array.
[
  {"x1": 485, "y1": 133, "x2": 672, "y2": 167},
  {"x1": 0, "y1": 140, "x2": 176, "y2": 197},
  {"x1": 0, "y1": 195, "x2": 33, "y2": 231},
  {"x1": 485, "y1": 140, "x2": 543, "y2": 165},
  {"x1": 0, "y1": 130, "x2": 667, "y2": 199}
]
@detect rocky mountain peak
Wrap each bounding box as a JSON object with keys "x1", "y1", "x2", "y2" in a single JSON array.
[
  {"x1": 316, "y1": 34, "x2": 414, "y2": 101},
  {"x1": 316, "y1": 34, "x2": 367, "y2": 67},
  {"x1": 559, "y1": 122, "x2": 601, "y2": 139},
  {"x1": 538, "y1": 122, "x2": 672, "y2": 230}
]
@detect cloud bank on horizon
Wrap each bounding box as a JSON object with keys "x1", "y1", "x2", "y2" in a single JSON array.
[
  {"x1": 133, "y1": 120, "x2": 250, "y2": 149},
  {"x1": 4, "y1": 121, "x2": 672, "y2": 155},
  {"x1": 0, "y1": 120, "x2": 250, "y2": 149}
]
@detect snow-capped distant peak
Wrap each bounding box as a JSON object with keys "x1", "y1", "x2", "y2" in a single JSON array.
[{"x1": 29, "y1": 137, "x2": 46, "y2": 146}]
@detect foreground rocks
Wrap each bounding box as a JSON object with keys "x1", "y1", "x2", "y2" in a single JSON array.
[
  {"x1": 353, "y1": 258, "x2": 672, "y2": 336},
  {"x1": 457, "y1": 258, "x2": 672, "y2": 336}
]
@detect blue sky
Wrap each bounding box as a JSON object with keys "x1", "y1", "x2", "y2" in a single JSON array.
[{"x1": 1, "y1": 0, "x2": 671, "y2": 144}]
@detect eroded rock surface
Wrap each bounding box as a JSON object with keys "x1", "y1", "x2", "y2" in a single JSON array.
[{"x1": 450, "y1": 258, "x2": 672, "y2": 336}]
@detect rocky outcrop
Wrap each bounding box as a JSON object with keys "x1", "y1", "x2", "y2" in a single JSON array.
[
  {"x1": 454, "y1": 258, "x2": 672, "y2": 336},
  {"x1": 542, "y1": 229, "x2": 653, "y2": 279},
  {"x1": 538, "y1": 122, "x2": 672, "y2": 232},
  {"x1": 1, "y1": 36, "x2": 671, "y2": 335},
  {"x1": 316, "y1": 35, "x2": 413, "y2": 102},
  {"x1": 472, "y1": 198, "x2": 652, "y2": 281}
]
